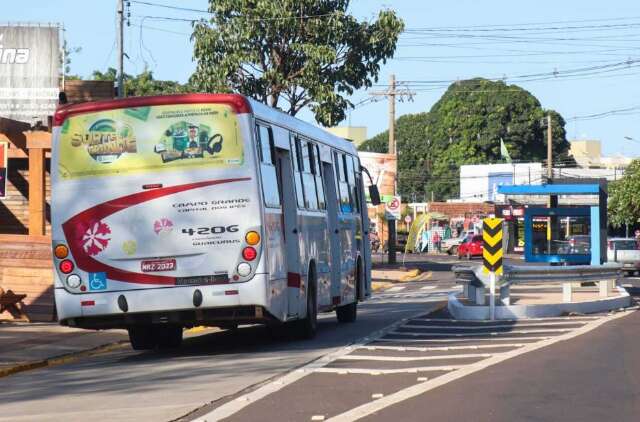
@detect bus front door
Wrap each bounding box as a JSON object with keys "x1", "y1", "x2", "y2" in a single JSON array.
[
  {"x1": 275, "y1": 148, "x2": 302, "y2": 318},
  {"x1": 322, "y1": 161, "x2": 342, "y2": 304}
]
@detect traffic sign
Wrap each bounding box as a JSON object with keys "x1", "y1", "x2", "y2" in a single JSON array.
[
  {"x1": 385, "y1": 196, "x2": 401, "y2": 220},
  {"x1": 404, "y1": 215, "x2": 412, "y2": 224},
  {"x1": 482, "y1": 218, "x2": 503, "y2": 275}
]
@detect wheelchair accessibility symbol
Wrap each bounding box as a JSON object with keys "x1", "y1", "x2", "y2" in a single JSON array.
[{"x1": 88, "y1": 272, "x2": 107, "y2": 291}]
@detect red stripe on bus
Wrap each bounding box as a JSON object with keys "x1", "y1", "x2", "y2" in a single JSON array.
[
  {"x1": 54, "y1": 93, "x2": 252, "y2": 126},
  {"x1": 61, "y1": 178, "x2": 250, "y2": 285},
  {"x1": 287, "y1": 272, "x2": 301, "y2": 288},
  {"x1": 80, "y1": 300, "x2": 95, "y2": 307}
]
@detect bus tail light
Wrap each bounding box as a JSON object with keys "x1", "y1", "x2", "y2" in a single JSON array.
[
  {"x1": 54, "y1": 244, "x2": 69, "y2": 259},
  {"x1": 59, "y1": 260, "x2": 74, "y2": 274},
  {"x1": 237, "y1": 262, "x2": 251, "y2": 276},
  {"x1": 66, "y1": 274, "x2": 81, "y2": 288},
  {"x1": 245, "y1": 231, "x2": 260, "y2": 245},
  {"x1": 242, "y1": 247, "x2": 257, "y2": 261}
]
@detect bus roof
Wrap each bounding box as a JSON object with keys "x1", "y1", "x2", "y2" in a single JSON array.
[{"x1": 248, "y1": 98, "x2": 358, "y2": 155}]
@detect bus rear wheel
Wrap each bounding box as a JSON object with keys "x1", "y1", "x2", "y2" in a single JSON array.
[
  {"x1": 155, "y1": 325, "x2": 183, "y2": 349},
  {"x1": 294, "y1": 270, "x2": 318, "y2": 339},
  {"x1": 128, "y1": 326, "x2": 156, "y2": 350}
]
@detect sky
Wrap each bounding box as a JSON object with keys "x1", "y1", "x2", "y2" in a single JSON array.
[{"x1": 5, "y1": 0, "x2": 640, "y2": 157}]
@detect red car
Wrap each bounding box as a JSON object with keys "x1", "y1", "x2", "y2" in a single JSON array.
[{"x1": 458, "y1": 235, "x2": 483, "y2": 260}]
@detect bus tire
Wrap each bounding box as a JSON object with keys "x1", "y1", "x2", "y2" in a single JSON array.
[
  {"x1": 294, "y1": 266, "x2": 318, "y2": 339},
  {"x1": 337, "y1": 260, "x2": 360, "y2": 323},
  {"x1": 128, "y1": 325, "x2": 157, "y2": 350},
  {"x1": 155, "y1": 325, "x2": 183, "y2": 349}
]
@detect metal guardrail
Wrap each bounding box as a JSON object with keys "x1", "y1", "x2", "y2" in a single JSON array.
[{"x1": 453, "y1": 263, "x2": 622, "y2": 288}]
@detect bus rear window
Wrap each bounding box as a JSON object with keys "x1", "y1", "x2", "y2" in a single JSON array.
[{"x1": 57, "y1": 103, "x2": 244, "y2": 180}]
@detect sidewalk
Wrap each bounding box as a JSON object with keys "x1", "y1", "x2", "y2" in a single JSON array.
[{"x1": 0, "y1": 322, "x2": 128, "y2": 377}]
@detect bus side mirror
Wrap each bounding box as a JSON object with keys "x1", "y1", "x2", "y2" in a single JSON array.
[{"x1": 369, "y1": 185, "x2": 381, "y2": 205}]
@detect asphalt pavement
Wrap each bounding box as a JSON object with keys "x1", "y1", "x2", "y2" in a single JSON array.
[{"x1": 0, "y1": 256, "x2": 459, "y2": 422}]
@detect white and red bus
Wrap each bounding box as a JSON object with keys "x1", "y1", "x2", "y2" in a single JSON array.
[{"x1": 51, "y1": 94, "x2": 378, "y2": 349}]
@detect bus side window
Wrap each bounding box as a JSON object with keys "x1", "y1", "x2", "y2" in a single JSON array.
[
  {"x1": 351, "y1": 156, "x2": 361, "y2": 213},
  {"x1": 300, "y1": 139, "x2": 318, "y2": 210},
  {"x1": 290, "y1": 133, "x2": 306, "y2": 209},
  {"x1": 256, "y1": 124, "x2": 280, "y2": 208},
  {"x1": 335, "y1": 152, "x2": 352, "y2": 213},
  {"x1": 312, "y1": 144, "x2": 326, "y2": 210}
]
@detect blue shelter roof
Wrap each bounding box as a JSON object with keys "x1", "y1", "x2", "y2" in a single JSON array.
[{"x1": 497, "y1": 184, "x2": 600, "y2": 195}]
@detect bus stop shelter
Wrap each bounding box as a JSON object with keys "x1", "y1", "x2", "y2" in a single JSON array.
[{"x1": 498, "y1": 180, "x2": 607, "y2": 265}]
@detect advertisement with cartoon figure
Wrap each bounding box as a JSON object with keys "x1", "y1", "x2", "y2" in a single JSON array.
[{"x1": 58, "y1": 103, "x2": 244, "y2": 179}]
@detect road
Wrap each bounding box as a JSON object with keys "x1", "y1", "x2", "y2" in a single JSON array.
[
  {"x1": 2, "y1": 256, "x2": 638, "y2": 422},
  {"x1": 0, "y1": 257, "x2": 459, "y2": 422}
]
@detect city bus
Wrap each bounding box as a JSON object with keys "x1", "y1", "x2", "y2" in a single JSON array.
[{"x1": 51, "y1": 93, "x2": 378, "y2": 349}]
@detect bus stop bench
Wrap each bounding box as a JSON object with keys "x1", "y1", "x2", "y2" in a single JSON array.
[{"x1": 0, "y1": 288, "x2": 28, "y2": 321}]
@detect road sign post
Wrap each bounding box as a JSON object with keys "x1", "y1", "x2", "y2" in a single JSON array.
[
  {"x1": 483, "y1": 218, "x2": 503, "y2": 320},
  {"x1": 385, "y1": 196, "x2": 401, "y2": 264}
]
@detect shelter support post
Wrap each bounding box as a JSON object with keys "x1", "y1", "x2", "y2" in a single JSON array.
[{"x1": 25, "y1": 131, "x2": 50, "y2": 237}]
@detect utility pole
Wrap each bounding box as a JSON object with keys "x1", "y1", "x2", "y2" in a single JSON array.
[
  {"x1": 117, "y1": 0, "x2": 125, "y2": 98},
  {"x1": 371, "y1": 74, "x2": 414, "y2": 264},
  {"x1": 546, "y1": 114, "x2": 552, "y2": 180}
]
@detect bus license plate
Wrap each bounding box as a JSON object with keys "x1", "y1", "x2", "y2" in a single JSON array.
[{"x1": 141, "y1": 259, "x2": 176, "y2": 272}]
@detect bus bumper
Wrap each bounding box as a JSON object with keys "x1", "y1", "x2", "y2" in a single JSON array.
[{"x1": 55, "y1": 273, "x2": 273, "y2": 329}]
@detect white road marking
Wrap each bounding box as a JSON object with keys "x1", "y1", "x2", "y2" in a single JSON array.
[
  {"x1": 314, "y1": 365, "x2": 463, "y2": 375},
  {"x1": 389, "y1": 327, "x2": 573, "y2": 337},
  {"x1": 375, "y1": 336, "x2": 554, "y2": 343},
  {"x1": 197, "y1": 308, "x2": 432, "y2": 421},
  {"x1": 409, "y1": 316, "x2": 602, "y2": 323},
  {"x1": 401, "y1": 323, "x2": 586, "y2": 330},
  {"x1": 371, "y1": 393, "x2": 384, "y2": 399},
  {"x1": 311, "y1": 415, "x2": 326, "y2": 421},
  {"x1": 326, "y1": 311, "x2": 633, "y2": 422},
  {"x1": 386, "y1": 286, "x2": 406, "y2": 292},
  {"x1": 420, "y1": 286, "x2": 437, "y2": 290},
  {"x1": 337, "y1": 353, "x2": 494, "y2": 362},
  {"x1": 622, "y1": 283, "x2": 633, "y2": 288},
  {"x1": 358, "y1": 344, "x2": 527, "y2": 352}
]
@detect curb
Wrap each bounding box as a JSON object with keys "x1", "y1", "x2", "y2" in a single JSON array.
[{"x1": 0, "y1": 340, "x2": 128, "y2": 379}]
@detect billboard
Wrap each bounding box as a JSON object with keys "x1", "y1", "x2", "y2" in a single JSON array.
[
  {"x1": 0, "y1": 141, "x2": 6, "y2": 198},
  {"x1": 358, "y1": 151, "x2": 396, "y2": 203},
  {"x1": 488, "y1": 172, "x2": 513, "y2": 202},
  {"x1": 0, "y1": 25, "x2": 60, "y2": 124},
  {"x1": 58, "y1": 103, "x2": 244, "y2": 180}
]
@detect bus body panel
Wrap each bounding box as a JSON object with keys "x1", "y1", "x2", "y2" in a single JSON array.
[{"x1": 52, "y1": 93, "x2": 370, "y2": 331}]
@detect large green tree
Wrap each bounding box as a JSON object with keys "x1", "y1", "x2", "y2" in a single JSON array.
[
  {"x1": 91, "y1": 68, "x2": 190, "y2": 96},
  {"x1": 191, "y1": 0, "x2": 404, "y2": 126},
  {"x1": 608, "y1": 159, "x2": 640, "y2": 229},
  {"x1": 359, "y1": 78, "x2": 576, "y2": 200}
]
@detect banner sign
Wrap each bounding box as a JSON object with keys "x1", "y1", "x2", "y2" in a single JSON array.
[
  {"x1": 57, "y1": 103, "x2": 244, "y2": 180},
  {"x1": 0, "y1": 141, "x2": 7, "y2": 198},
  {"x1": 358, "y1": 152, "x2": 396, "y2": 203},
  {"x1": 0, "y1": 25, "x2": 60, "y2": 124}
]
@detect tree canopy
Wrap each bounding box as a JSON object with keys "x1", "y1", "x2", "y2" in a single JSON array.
[
  {"x1": 191, "y1": 0, "x2": 404, "y2": 126},
  {"x1": 359, "y1": 78, "x2": 576, "y2": 200},
  {"x1": 608, "y1": 159, "x2": 640, "y2": 228},
  {"x1": 91, "y1": 68, "x2": 190, "y2": 97}
]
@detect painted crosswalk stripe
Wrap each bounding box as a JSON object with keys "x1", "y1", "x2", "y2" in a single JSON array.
[
  {"x1": 402, "y1": 322, "x2": 588, "y2": 330},
  {"x1": 420, "y1": 286, "x2": 437, "y2": 290},
  {"x1": 358, "y1": 344, "x2": 527, "y2": 352},
  {"x1": 386, "y1": 286, "x2": 406, "y2": 292},
  {"x1": 338, "y1": 353, "x2": 495, "y2": 362},
  {"x1": 389, "y1": 328, "x2": 573, "y2": 337},
  {"x1": 376, "y1": 336, "x2": 554, "y2": 343},
  {"x1": 314, "y1": 365, "x2": 464, "y2": 375}
]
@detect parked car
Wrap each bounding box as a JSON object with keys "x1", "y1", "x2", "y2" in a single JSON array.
[
  {"x1": 442, "y1": 230, "x2": 475, "y2": 255},
  {"x1": 458, "y1": 235, "x2": 484, "y2": 260},
  {"x1": 607, "y1": 238, "x2": 640, "y2": 275}
]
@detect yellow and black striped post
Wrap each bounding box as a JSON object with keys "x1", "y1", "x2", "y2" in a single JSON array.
[{"x1": 483, "y1": 218, "x2": 503, "y2": 275}]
